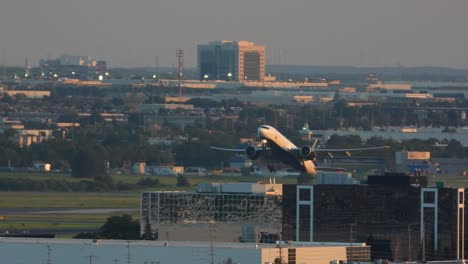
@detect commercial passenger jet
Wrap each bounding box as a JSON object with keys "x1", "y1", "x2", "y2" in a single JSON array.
[{"x1": 211, "y1": 125, "x2": 388, "y2": 175}]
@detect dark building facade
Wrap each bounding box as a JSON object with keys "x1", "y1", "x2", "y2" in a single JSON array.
[{"x1": 282, "y1": 182, "x2": 465, "y2": 262}]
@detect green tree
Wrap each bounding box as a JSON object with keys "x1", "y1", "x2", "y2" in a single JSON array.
[
  {"x1": 326, "y1": 134, "x2": 363, "y2": 148},
  {"x1": 174, "y1": 141, "x2": 232, "y2": 168},
  {"x1": 446, "y1": 139, "x2": 464, "y2": 158},
  {"x1": 274, "y1": 257, "x2": 284, "y2": 264},
  {"x1": 73, "y1": 232, "x2": 98, "y2": 239},
  {"x1": 74, "y1": 214, "x2": 140, "y2": 240},
  {"x1": 70, "y1": 145, "x2": 112, "y2": 186},
  {"x1": 176, "y1": 175, "x2": 190, "y2": 187},
  {"x1": 137, "y1": 177, "x2": 160, "y2": 187},
  {"x1": 141, "y1": 218, "x2": 157, "y2": 240},
  {"x1": 99, "y1": 214, "x2": 140, "y2": 240}
]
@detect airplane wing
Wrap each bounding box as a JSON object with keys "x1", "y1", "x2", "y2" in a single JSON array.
[
  {"x1": 289, "y1": 145, "x2": 389, "y2": 159},
  {"x1": 313, "y1": 146, "x2": 390, "y2": 152},
  {"x1": 210, "y1": 146, "x2": 245, "y2": 152}
]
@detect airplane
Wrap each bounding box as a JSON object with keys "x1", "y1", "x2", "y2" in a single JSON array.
[{"x1": 210, "y1": 125, "x2": 389, "y2": 175}]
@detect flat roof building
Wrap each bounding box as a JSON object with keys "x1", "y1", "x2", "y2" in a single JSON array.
[
  {"x1": 39, "y1": 55, "x2": 107, "y2": 80},
  {"x1": 0, "y1": 238, "x2": 369, "y2": 264},
  {"x1": 198, "y1": 40, "x2": 265, "y2": 81}
]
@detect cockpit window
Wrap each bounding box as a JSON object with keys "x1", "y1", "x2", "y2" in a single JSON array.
[{"x1": 260, "y1": 126, "x2": 270, "y2": 130}]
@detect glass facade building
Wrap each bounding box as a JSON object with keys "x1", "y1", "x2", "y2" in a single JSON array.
[
  {"x1": 197, "y1": 41, "x2": 265, "y2": 81},
  {"x1": 141, "y1": 191, "x2": 282, "y2": 243}
]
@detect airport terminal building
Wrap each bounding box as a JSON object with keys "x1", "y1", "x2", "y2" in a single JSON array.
[{"x1": 140, "y1": 175, "x2": 466, "y2": 262}]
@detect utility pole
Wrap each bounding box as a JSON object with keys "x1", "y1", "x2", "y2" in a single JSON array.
[
  {"x1": 155, "y1": 56, "x2": 159, "y2": 74},
  {"x1": 278, "y1": 222, "x2": 284, "y2": 264},
  {"x1": 210, "y1": 224, "x2": 215, "y2": 264},
  {"x1": 349, "y1": 224, "x2": 356, "y2": 264},
  {"x1": 47, "y1": 245, "x2": 52, "y2": 264},
  {"x1": 126, "y1": 240, "x2": 131, "y2": 264},
  {"x1": 408, "y1": 223, "x2": 412, "y2": 262},
  {"x1": 176, "y1": 49, "x2": 184, "y2": 97},
  {"x1": 87, "y1": 255, "x2": 95, "y2": 264},
  {"x1": 421, "y1": 228, "x2": 426, "y2": 263},
  {"x1": 277, "y1": 242, "x2": 283, "y2": 264}
]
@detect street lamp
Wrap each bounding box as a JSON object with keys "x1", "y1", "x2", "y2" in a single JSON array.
[
  {"x1": 227, "y1": 72, "x2": 232, "y2": 82},
  {"x1": 203, "y1": 74, "x2": 209, "y2": 82}
]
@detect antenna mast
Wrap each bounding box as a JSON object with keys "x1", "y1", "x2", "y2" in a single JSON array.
[{"x1": 176, "y1": 49, "x2": 184, "y2": 96}]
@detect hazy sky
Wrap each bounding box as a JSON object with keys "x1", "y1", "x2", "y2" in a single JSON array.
[{"x1": 1, "y1": 0, "x2": 468, "y2": 68}]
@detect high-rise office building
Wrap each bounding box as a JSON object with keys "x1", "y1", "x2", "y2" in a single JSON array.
[{"x1": 198, "y1": 40, "x2": 265, "y2": 81}]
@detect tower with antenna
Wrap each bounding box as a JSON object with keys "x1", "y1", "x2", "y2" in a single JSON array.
[
  {"x1": 25, "y1": 59, "x2": 31, "y2": 78},
  {"x1": 176, "y1": 49, "x2": 184, "y2": 96}
]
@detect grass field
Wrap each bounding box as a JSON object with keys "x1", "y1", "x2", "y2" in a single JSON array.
[
  {"x1": 0, "y1": 172, "x2": 297, "y2": 236},
  {"x1": 0, "y1": 191, "x2": 140, "y2": 236},
  {"x1": 0, "y1": 192, "x2": 139, "y2": 209}
]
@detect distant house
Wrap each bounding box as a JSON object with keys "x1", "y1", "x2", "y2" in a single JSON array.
[
  {"x1": 147, "y1": 165, "x2": 184, "y2": 176},
  {"x1": 15, "y1": 129, "x2": 53, "y2": 147},
  {"x1": 33, "y1": 162, "x2": 51, "y2": 172}
]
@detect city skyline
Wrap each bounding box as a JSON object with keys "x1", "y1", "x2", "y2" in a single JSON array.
[{"x1": 1, "y1": 0, "x2": 468, "y2": 69}]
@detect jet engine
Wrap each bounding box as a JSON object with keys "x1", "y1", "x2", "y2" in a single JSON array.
[
  {"x1": 300, "y1": 145, "x2": 316, "y2": 160},
  {"x1": 245, "y1": 145, "x2": 260, "y2": 160}
]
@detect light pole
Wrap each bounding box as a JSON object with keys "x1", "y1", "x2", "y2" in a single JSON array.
[
  {"x1": 227, "y1": 72, "x2": 232, "y2": 82},
  {"x1": 407, "y1": 222, "x2": 418, "y2": 262},
  {"x1": 203, "y1": 74, "x2": 209, "y2": 82}
]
